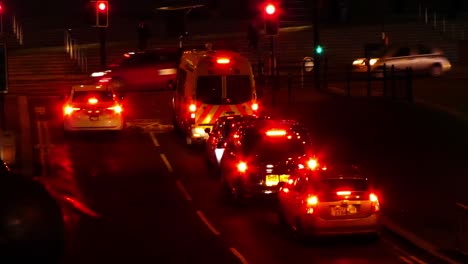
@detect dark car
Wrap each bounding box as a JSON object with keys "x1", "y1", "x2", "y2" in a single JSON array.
[
  {"x1": 92, "y1": 47, "x2": 181, "y2": 92},
  {"x1": 278, "y1": 164, "x2": 381, "y2": 239},
  {"x1": 205, "y1": 115, "x2": 268, "y2": 167},
  {"x1": 0, "y1": 160, "x2": 65, "y2": 263},
  {"x1": 219, "y1": 119, "x2": 317, "y2": 202}
]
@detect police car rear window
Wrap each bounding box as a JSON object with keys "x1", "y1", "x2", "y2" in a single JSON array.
[
  {"x1": 196, "y1": 76, "x2": 222, "y2": 104},
  {"x1": 226, "y1": 76, "x2": 251, "y2": 104},
  {"x1": 72, "y1": 91, "x2": 114, "y2": 102}
]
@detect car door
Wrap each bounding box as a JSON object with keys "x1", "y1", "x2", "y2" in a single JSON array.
[
  {"x1": 384, "y1": 46, "x2": 412, "y2": 70},
  {"x1": 285, "y1": 175, "x2": 308, "y2": 225},
  {"x1": 411, "y1": 44, "x2": 434, "y2": 71}
]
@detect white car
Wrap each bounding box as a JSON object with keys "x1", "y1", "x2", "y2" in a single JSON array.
[
  {"x1": 352, "y1": 44, "x2": 451, "y2": 77},
  {"x1": 63, "y1": 84, "x2": 124, "y2": 133}
]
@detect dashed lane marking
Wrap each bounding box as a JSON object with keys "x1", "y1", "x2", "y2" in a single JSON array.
[
  {"x1": 196, "y1": 210, "x2": 220, "y2": 236},
  {"x1": 149, "y1": 132, "x2": 160, "y2": 147},
  {"x1": 230, "y1": 248, "x2": 249, "y2": 264},
  {"x1": 176, "y1": 180, "x2": 192, "y2": 201},
  {"x1": 399, "y1": 256, "x2": 414, "y2": 264},
  {"x1": 160, "y1": 154, "x2": 173, "y2": 173},
  {"x1": 126, "y1": 119, "x2": 173, "y2": 132},
  {"x1": 409, "y1": 256, "x2": 427, "y2": 264}
]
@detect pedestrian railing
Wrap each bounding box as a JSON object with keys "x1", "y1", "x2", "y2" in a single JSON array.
[
  {"x1": 456, "y1": 202, "x2": 468, "y2": 256},
  {"x1": 64, "y1": 29, "x2": 88, "y2": 73},
  {"x1": 12, "y1": 15, "x2": 23, "y2": 46},
  {"x1": 418, "y1": 3, "x2": 466, "y2": 40}
]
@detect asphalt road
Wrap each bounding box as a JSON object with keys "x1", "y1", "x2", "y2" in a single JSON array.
[{"x1": 22, "y1": 90, "x2": 453, "y2": 264}]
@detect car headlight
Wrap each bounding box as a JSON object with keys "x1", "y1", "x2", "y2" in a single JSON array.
[
  {"x1": 369, "y1": 58, "x2": 379, "y2": 66},
  {"x1": 353, "y1": 59, "x2": 365, "y2": 65}
]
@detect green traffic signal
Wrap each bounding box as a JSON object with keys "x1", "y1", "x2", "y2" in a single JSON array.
[{"x1": 315, "y1": 45, "x2": 323, "y2": 54}]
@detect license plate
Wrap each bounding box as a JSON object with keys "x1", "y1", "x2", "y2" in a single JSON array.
[
  {"x1": 89, "y1": 115, "x2": 99, "y2": 121},
  {"x1": 265, "y1": 174, "x2": 289, "y2": 186},
  {"x1": 265, "y1": 175, "x2": 279, "y2": 186},
  {"x1": 331, "y1": 205, "x2": 358, "y2": 216}
]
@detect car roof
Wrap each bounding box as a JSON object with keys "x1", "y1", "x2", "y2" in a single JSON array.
[{"x1": 71, "y1": 84, "x2": 113, "y2": 92}]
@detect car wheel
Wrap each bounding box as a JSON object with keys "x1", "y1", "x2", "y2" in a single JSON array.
[{"x1": 429, "y1": 64, "x2": 442, "y2": 77}]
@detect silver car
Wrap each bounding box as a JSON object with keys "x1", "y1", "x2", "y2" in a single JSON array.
[
  {"x1": 352, "y1": 44, "x2": 451, "y2": 77},
  {"x1": 278, "y1": 165, "x2": 381, "y2": 239}
]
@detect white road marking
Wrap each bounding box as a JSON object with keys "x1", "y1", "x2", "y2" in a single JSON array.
[
  {"x1": 399, "y1": 256, "x2": 414, "y2": 264},
  {"x1": 160, "y1": 154, "x2": 173, "y2": 173},
  {"x1": 196, "y1": 210, "x2": 220, "y2": 236},
  {"x1": 409, "y1": 256, "x2": 427, "y2": 264},
  {"x1": 176, "y1": 180, "x2": 192, "y2": 201},
  {"x1": 230, "y1": 248, "x2": 249, "y2": 264},
  {"x1": 149, "y1": 132, "x2": 160, "y2": 147}
]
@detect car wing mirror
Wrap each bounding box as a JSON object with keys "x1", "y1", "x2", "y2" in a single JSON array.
[{"x1": 204, "y1": 127, "x2": 211, "y2": 134}]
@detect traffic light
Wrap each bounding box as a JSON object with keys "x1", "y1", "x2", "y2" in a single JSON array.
[
  {"x1": 96, "y1": 1, "x2": 108, "y2": 27},
  {"x1": 315, "y1": 45, "x2": 323, "y2": 55},
  {"x1": 0, "y1": 2, "x2": 4, "y2": 14},
  {"x1": 264, "y1": 3, "x2": 279, "y2": 36}
]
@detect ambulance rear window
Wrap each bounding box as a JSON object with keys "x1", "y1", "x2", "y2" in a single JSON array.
[
  {"x1": 226, "y1": 76, "x2": 251, "y2": 104},
  {"x1": 196, "y1": 76, "x2": 222, "y2": 104}
]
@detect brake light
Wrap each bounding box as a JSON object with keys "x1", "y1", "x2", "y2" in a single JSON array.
[
  {"x1": 266, "y1": 130, "x2": 286, "y2": 136},
  {"x1": 189, "y1": 104, "x2": 196, "y2": 112},
  {"x1": 306, "y1": 195, "x2": 318, "y2": 206},
  {"x1": 237, "y1": 161, "x2": 247, "y2": 173},
  {"x1": 370, "y1": 193, "x2": 380, "y2": 212},
  {"x1": 306, "y1": 195, "x2": 318, "y2": 214},
  {"x1": 88, "y1": 98, "x2": 98, "y2": 104},
  {"x1": 252, "y1": 103, "x2": 259, "y2": 111},
  {"x1": 282, "y1": 187, "x2": 289, "y2": 193},
  {"x1": 64, "y1": 105, "x2": 80, "y2": 115},
  {"x1": 307, "y1": 159, "x2": 318, "y2": 170},
  {"x1": 216, "y1": 58, "x2": 230, "y2": 64},
  {"x1": 337, "y1": 191, "x2": 351, "y2": 196},
  {"x1": 107, "y1": 105, "x2": 123, "y2": 114}
]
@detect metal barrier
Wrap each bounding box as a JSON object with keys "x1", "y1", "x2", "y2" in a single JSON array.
[
  {"x1": 64, "y1": 29, "x2": 88, "y2": 73},
  {"x1": 12, "y1": 15, "x2": 23, "y2": 45},
  {"x1": 456, "y1": 202, "x2": 468, "y2": 256}
]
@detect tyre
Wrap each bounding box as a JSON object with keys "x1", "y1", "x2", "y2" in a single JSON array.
[{"x1": 429, "y1": 64, "x2": 442, "y2": 77}]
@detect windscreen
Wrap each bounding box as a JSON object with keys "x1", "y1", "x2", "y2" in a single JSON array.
[
  {"x1": 196, "y1": 76, "x2": 222, "y2": 104},
  {"x1": 226, "y1": 75, "x2": 252, "y2": 104},
  {"x1": 242, "y1": 128, "x2": 307, "y2": 161},
  {"x1": 72, "y1": 91, "x2": 114, "y2": 103}
]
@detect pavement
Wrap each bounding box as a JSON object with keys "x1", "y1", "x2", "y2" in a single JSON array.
[{"x1": 259, "y1": 85, "x2": 468, "y2": 263}]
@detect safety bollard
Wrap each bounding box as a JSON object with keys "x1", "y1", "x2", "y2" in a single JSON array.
[{"x1": 0, "y1": 131, "x2": 16, "y2": 165}]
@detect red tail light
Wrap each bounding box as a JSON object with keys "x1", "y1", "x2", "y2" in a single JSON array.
[
  {"x1": 107, "y1": 105, "x2": 123, "y2": 114},
  {"x1": 265, "y1": 129, "x2": 286, "y2": 136},
  {"x1": 252, "y1": 103, "x2": 259, "y2": 111},
  {"x1": 370, "y1": 193, "x2": 380, "y2": 212},
  {"x1": 237, "y1": 161, "x2": 247, "y2": 173},
  {"x1": 305, "y1": 195, "x2": 318, "y2": 214},
  {"x1": 307, "y1": 159, "x2": 318, "y2": 170},
  {"x1": 216, "y1": 58, "x2": 230, "y2": 64},
  {"x1": 64, "y1": 105, "x2": 80, "y2": 115}
]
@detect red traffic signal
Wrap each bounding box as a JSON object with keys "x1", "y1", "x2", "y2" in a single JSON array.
[
  {"x1": 0, "y1": 2, "x2": 4, "y2": 14},
  {"x1": 263, "y1": 3, "x2": 279, "y2": 36},
  {"x1": 98, "y1": 2, "x2": 107, "y2": 11},
  {"x1": 265, "y1": 4, "x2": 276, "y2": 15},
  {"x1": 95, "y1": 1, "x2": 109, "y2": 27}
]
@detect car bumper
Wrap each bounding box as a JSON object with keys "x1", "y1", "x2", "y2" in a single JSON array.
[
  {"x1": 300, "y1": 213, "x2": 380, "y2": 236},
  {"x1": 64, "y1": 117, "x2": 124, "y2": 131}
]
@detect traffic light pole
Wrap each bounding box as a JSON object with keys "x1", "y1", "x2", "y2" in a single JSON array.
[
  {"x1": 313, "y1": 0, "x2": 320, "y2": 90},
  {"x1": 99, "y1": 27, "x2": 106, "y2": 68}
]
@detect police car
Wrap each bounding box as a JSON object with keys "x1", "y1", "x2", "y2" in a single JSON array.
[{"x1": 63, "y1": 84, "x2": 124, "y2": 133}]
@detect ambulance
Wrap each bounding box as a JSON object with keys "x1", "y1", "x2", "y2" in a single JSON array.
[{"x1": 172, "y1": 45, "x2": 259, "y2": 145}]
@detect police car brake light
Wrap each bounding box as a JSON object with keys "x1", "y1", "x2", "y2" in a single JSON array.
[
  {"x1": 265, "y1": 130, "x2": 286, "y2": 136},
  {"x1": 216, "y1": 58, "x2": 230, "y2": 64}
]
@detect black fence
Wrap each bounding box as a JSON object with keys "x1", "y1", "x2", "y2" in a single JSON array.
[{"x1": 254, "y1": 62, "x2": 415, "y2": 104}]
